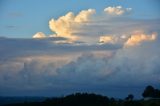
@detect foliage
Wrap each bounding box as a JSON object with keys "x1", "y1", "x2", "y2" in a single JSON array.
[
  {"x1": 125, "y1": 94, "x2": 134, "y2": 101},
  {"x1": 4, "y1": 85, "x2": 160, "y2": 106},
  {"x1": 142, "y1": 85, "x2": 160, "y2": 98}
]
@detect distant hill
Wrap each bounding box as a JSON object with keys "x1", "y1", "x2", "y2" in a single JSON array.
[
  {"x1": 2, "y1": 86, "x2": 160, "y2": 106},
  {"x1": 2, "y1": 93, "x2": 160, "y2": 106}
]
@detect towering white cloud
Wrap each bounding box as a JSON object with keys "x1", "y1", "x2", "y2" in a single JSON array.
[
  {"x1": 49, "y1": 9, "x2": 95, "y2": 41},
  {"x1": 104, "y1": 6, "x2": 132, "y2": 15},
  {"x1": 74, "y1": 9, "x2": 96, "y2": 22},
  {"x1": 47, "y1": 6, "x2": 159, "y2": 44}
]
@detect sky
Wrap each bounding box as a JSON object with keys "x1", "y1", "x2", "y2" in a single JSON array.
[{"x1": 0, "y1": 0, "x2": 160, "y2": 98}]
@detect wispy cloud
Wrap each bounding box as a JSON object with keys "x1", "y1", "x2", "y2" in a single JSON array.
[{"x1": 5, "y1": 25, "x2": 17, "y2": 29}]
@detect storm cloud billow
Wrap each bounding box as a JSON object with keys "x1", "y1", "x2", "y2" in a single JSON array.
[{"x1": 0, "y1": 35, "x2": 159, "y2": 98}]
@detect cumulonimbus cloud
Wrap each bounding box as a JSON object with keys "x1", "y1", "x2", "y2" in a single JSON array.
[
  {"x1": 49, "y1": 9, "x2": 96, "y2": 41},
  {"x1": 34, "y1": 6, "x2": 160, "y2": 45},
  {"x1": 0, "y1": 38, "x2": 160, "y2": 96},
  {"x1": 48, "y1": 6, "x2": 132, "y2": 43},
  {"x1": 104, "y1": 6, "x2": 132, "y2": 15},
  {"x1": 0, "y1": 32, "x2": 159, "y2": 96}
]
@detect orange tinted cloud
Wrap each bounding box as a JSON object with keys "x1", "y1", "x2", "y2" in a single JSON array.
[
  {"x1": 49, "y1": 9, "x2": 95, "y2": 41},
  {"x1": 99, "y1": 35, "x2": 117, "y2": 44},
  {"x1": 125, "y1": 32, "x2": 157, "y2": 46},
  {"x1": 32, "y1": 32, "x2": 46, "y2": 39}
]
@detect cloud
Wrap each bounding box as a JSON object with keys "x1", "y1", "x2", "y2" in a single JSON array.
[
  {"x1": 99, "y1": 32, "x2": 158, "y2": 48},
  {"x1": 99, "y1": 36, "x2": 114, "y2": 44},
  {"x1": 0, "y1": 37, "x2": 121, "y2": 61},
  {"x1": 74, "y1": 9, "x2": 96, "y2": 22},
  {"x1": 99, "y1": 35, "x2": 128, "y2": 44},
  {"x1": 104, "y1": 6, "x2": 132, "y2": 15},
  {"x1": 47, "y1": 6, "x2": 160, "y2": 44},
  {"x1": 74, "y1": 18, "x2": 160, "y2": 40},
  {"x1": 125, "y1": 32, "x2": 157, "y2": 46},
  {"x1": 0, "y1": 37, "x2": 122, "y2": 95},
  {"x1": 58, "y1": 44, "x2": 160, "y2": 86},
  {"x1": 32, "y1": 32, "x2": 46, "y2": 39},
  {"x1": 32, "y1": 32, "x2": 72, "y2": 43},
  {"x1": 99, "y1": 31, "x2": 157, "y2": 47},
  {"x1": 49, "y1": 9, "x2": 95, "y2": 41},
  {"x1": 56, "y1": 53, "x2": 114, "y2": 84},
  {"x1": 1, "y1": 6, "x2": 160, "y2": 97},
  {"x1": 0, "y1": 34, "x2": 160, "y2": 97},
  {"x1": 5, "y1": 25, "x2": 17, "y2": 29}
]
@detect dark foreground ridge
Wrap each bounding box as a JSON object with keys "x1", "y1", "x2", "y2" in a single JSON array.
[{"x1": 2, "y1": 85, "x2": 160, "y2": 106}]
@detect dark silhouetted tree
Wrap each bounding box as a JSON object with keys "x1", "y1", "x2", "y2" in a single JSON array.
[
  {"x1": 142, "y1": 85, "x2": 160, "y2": 98},
  {"x1": 125, "y1": 94, "x2": 134, "y2": 101},
  {"x1": 154, "y1": 89, "x2": 160, "y2": 98},
  {"x1": 142, "y1": 85, "x2": 155, "y2": 98}
]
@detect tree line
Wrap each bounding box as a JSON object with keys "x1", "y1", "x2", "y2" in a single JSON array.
[{"x1": 4, "y1": 85, "x2": 160, "y2": 106}]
